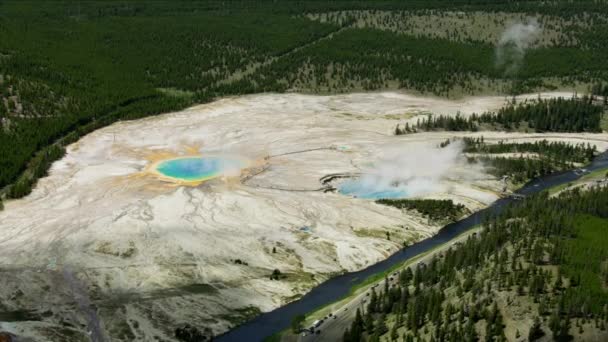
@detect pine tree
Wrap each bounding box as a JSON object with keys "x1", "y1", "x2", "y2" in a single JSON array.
[
  {"x1": 369, "y1": 288, "x2": 378, "y2": 313},
  {"x1": 390, "y1": 323, "x2": 398, "y2": 341},
  {"x1": 365, "y1": 312, "x2": 375, "y2": 332},
  {"x1": 465, "y1": 317, "x2": 478, "y2": 342},
  {"x1": 376, "y1": 313, "x2": 388, "y2": 335},
  {"x1": 528, "y1": 317, "x2": 545, "y2": 341},
  {"x1": 343, "y1": 327, "x2": 351, "y2": 342}
]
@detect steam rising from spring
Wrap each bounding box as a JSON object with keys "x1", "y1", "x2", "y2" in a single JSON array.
[
  {"x1": 349, "y1": 141, "x2": 465, "y2": 198},
  {"x1": 495, "y1": 19, "x2": 541, "y2": 76}
]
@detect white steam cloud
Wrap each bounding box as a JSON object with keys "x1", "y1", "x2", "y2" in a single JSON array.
[
  {"x1": 495, "y1": 19, "x2": 541, "y2": 76},
  {"x1": 351, "y1": 141, "x2": 466, "y2": 198}
]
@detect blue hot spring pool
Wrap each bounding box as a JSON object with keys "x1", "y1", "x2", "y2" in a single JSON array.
[
  {"x1": 155, "y1": 156, "x2": 244, "y2": 182},
  {"x1": 338, "y1": 179, "x2": 409, "y2": 200}
]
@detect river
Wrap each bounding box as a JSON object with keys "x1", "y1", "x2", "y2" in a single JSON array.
[{"x1": 217, "y1": 151, "x2": 608, "y2": 342}]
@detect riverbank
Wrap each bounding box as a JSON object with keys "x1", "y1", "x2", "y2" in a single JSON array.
[
  {"x1": 547, "y1": 166, "x2": 608, "y2": 196},
  {"x1": 280, "y1": 226, "x2": 482, "y2": 342}
]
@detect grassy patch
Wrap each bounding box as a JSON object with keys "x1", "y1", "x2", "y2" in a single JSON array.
[
  {"x1": 546, "y1": 166, "x2": 608, "y2": 196},
  {"x1": 547, "y1": 182, "x2": 574, "y2": 196},
  {"x1": 179, "y1": 283, "x2": 219, "y2": 295},
  {"x1": 0, "y1": 309, "x2": 40, "y2": 322},
  {"x1": 349, "y1": 226, "x2": 481, "y2": 295},
  {"x1": 263, "y1": 331, "x2": 284, "y2": 342},
  {"x1": 353, "y1": 228, "x2": 389, "y2": 239},
  {"x1": 584, "y1": 167, "x2": 608, "y2": 179},
  {"x1": 601, "y1": 111, "x2": 608, "y2": 132},
  {"x1": 383, "y1": 112, "x2": 417, "y2": 120},
  {"x1": 284, "y1": 270, "x2": 316, "y2": 284},
  {"x1": 219, "y1": 306, "x2": 262, "y2": 326},
  {"x1": 562, "y1": 215, "x2": 608, "y2": 313},
  {"x1": 156, "y1": 87, "x2": 195, "y2": 99},
  {"x1": 376, "y1": 198, "x2": 468, "y2": 222}
]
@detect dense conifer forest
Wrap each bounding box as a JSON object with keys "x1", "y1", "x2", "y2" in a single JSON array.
[
  {"x1": 2, "y1": 1, "x2": 608, "y2": 199},
  {"x1": 344, "y1": 186, "x2": 608, "y2": 342},
  {"x1": 458, "y1": 137, "x2": 598, "y2": 184},
  {"x1": 435, "y1": 137, "x2": 597, "y2": 184},
  {"x1": 395, "y1": 97, "x2": 605, "y2": 134},
  {"x1": 376, "y1": 199, "x2": 468, "y2": 222},
  {"x1": 462, "y1": 138, "x2": 596, "y2": 164}
]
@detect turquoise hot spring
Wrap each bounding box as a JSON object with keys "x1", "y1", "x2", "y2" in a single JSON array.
[
  {"x1": 155, "y1": 156, "x2": 246, "y2": 182},
  {"x1": 338, "y1": 179, "x2": 409, "y2": 200}
]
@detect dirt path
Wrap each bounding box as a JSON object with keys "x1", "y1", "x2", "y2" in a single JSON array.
[{"x1": 216, "y1": 25, "x2": 352, "y2": 87}]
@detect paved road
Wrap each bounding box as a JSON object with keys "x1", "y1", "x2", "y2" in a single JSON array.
[
  {"x1": 298, "y1": 286, "x2": 373, "y2": 342},
  {"x1": 298, "y1": 272, "x2": 403, "y2": 341}
]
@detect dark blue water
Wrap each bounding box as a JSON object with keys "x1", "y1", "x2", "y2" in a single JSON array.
[{"x1": 218, "y1": 152, "x2": 608, "y2": 342}]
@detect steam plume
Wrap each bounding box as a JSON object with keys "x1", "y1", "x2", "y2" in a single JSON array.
[
  {"x1": 495, "y1": 19, "x2": 541, "y2": 76},
  {"x1": 343, "y1": 141, "x2": 466, "y2": 198}
]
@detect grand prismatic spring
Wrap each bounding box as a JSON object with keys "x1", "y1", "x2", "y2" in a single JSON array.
[{"x1": 155, "y1": 156, "x2": 247, "y2": 183}]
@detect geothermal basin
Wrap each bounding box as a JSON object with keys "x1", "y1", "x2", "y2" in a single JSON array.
[{"x1": 1, "y1": 91, "x2": 606, "y2": 341}]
